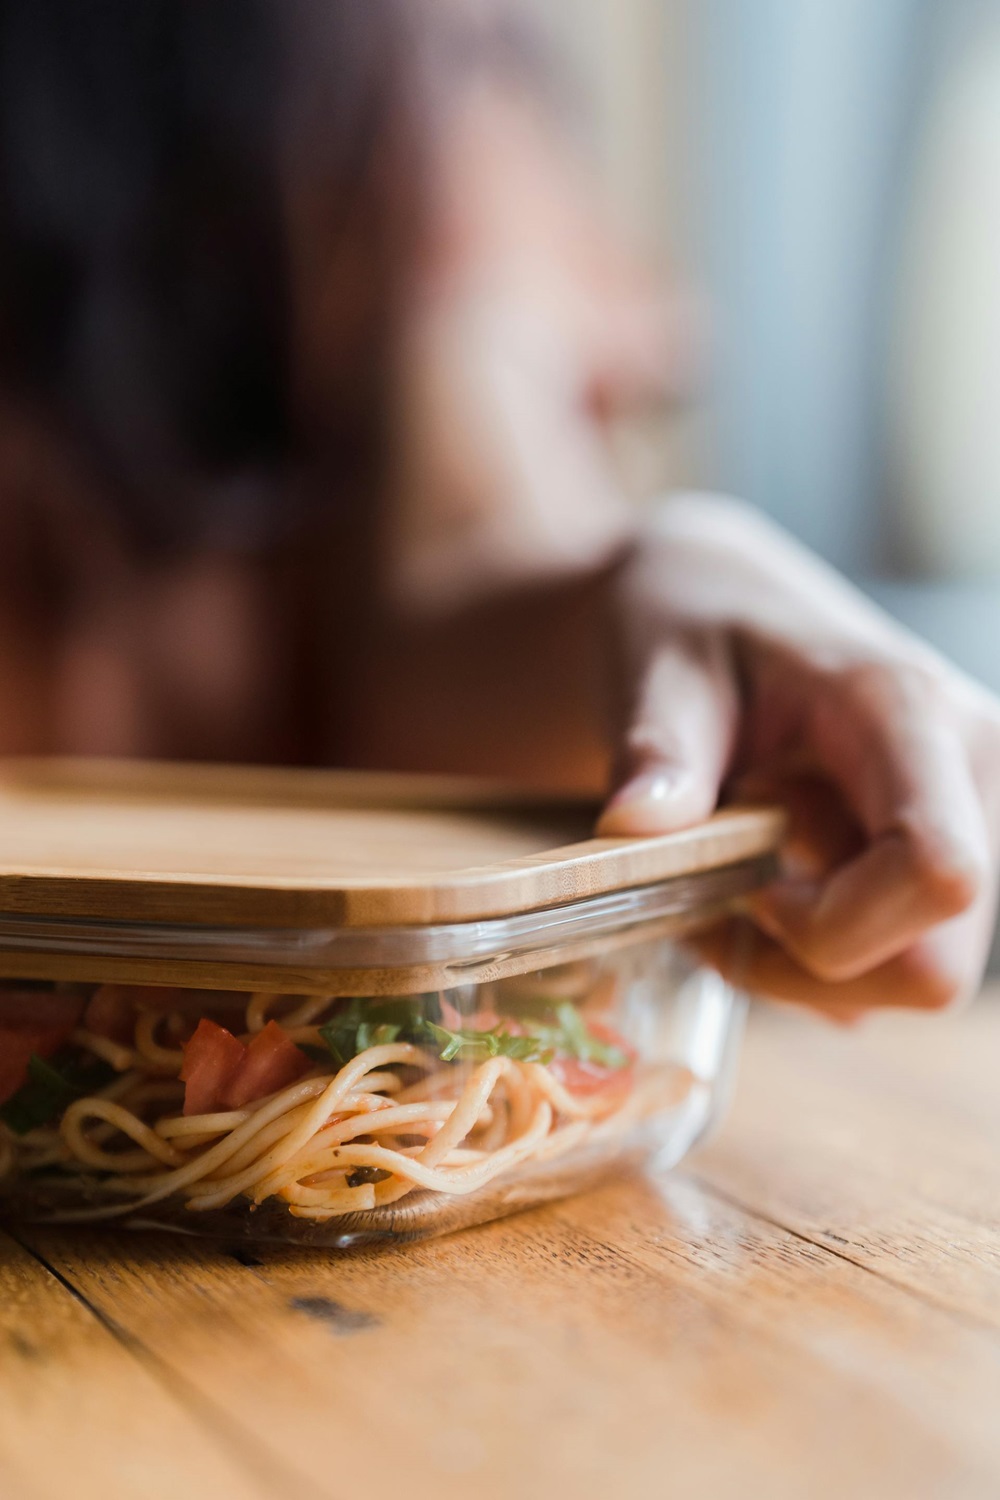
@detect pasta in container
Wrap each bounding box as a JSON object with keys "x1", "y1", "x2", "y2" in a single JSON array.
[{"x1": 0, "y1": 760, "x2": 781, "y2": 1246}]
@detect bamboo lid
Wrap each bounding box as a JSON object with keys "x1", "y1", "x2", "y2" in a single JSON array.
[{"x1": 0, "y1": 758, "x2": 783, "y2": 929}]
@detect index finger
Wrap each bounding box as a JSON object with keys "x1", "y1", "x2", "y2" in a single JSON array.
[{"x1": 747, "y1": 687, "x2": 991, "y2": 982}]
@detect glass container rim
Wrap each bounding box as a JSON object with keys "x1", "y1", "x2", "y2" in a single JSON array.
[{"x1": 0, "y1": 856, "x2": 773, "y2": 973}]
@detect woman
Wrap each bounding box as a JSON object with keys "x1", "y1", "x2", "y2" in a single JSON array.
[{"x1": 0, "y1": 0, "x2": 996, "y2": 1018}]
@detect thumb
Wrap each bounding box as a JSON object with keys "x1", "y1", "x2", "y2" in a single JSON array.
[{"x1": 597, "y1": 632, "x2": 737, "y2": 836}]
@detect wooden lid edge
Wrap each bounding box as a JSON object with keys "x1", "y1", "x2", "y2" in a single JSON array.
[{"x1": 0, "y1": 807, "x2": 784, "y2": 928}]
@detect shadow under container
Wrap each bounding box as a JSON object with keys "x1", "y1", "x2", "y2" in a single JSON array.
[{"x1": 0, "y1": 761, "x2": 782, "y2": 1247}]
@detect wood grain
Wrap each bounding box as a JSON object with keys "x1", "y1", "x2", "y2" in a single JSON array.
[
  {"x1": 6, "y1": 993, "x2": 1000, "y2": 1500},
  {"x1": 0, "y1": 1230, "x2": 273, "y2": 1500},
  {"x1": 0, "y1": 756, "x2": 783, "y2": 927},
  {"x1": 696, "y1": 1000, "x2": 1000, "y2": 1329}
]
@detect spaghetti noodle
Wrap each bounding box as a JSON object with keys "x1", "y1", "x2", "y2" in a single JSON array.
[{"x1": 0, "y1": 979, "x2": 693, "y2": 1227}]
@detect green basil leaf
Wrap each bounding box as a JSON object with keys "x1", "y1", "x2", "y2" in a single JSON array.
[
  {"x1": 0, "y1": 1052, "x2": 116, "y2": 1136},
  {"x1": 319, "y1": 996, "x2": 434, "y2": 1068},
  {"x1": 317, "y1": 994, "x2": 629, "y2": 1074},
  {"x1": 370, "y1": 1023, "x2": 402, "y2": 1047}
]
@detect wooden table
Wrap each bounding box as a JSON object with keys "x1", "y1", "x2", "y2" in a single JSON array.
[{"x1": 4, "y1": 994, "x2": 1000, "y2": 1500}]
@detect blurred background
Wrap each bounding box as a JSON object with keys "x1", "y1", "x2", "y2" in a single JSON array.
[{"x1": 538, "y1": 0, "x2": 1000, "y2": 696}]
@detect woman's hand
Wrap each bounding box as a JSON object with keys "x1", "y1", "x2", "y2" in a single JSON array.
[
  {"x1": 597, "y1": 494, "x2": 1000, "y2": 1015},
  {"x1": 381, "y1": 47, "x2": 1000, "y2": 1015}
]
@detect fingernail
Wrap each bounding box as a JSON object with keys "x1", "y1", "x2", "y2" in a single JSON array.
[
  {"x1": 606, "y1": 770, "x2": 683, "y2": 810},
  {"x1": 597, "y1": 770, "x2": 692, "y2": 836}
]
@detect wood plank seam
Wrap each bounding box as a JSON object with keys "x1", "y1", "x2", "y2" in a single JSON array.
[
  {"x1": 8, "y1": 1230, "x2": 330, "y2": 1500},
  {"x1": 9, "y1": 1228, "x2": 135, "y2": 1344}
]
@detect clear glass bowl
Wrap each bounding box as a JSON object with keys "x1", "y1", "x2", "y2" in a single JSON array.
[{"x1": 0, "y1": 866, "x2": 757, "y2": 1247}]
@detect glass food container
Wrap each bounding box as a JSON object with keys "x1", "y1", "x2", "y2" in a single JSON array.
[{"x1": 0, "y1": 759, "x2": 781, "y2": 1247}]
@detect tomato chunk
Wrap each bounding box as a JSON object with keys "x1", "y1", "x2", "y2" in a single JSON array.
[
  {"x1": 0, "y1": 989, "x2": 85, "y2": 1030},
  {"x1": 587, "y1": 1019, "x2": 637, "y2": 1058},
  {"x1": 222, "y1": 1021, "x2": 312, "y2": 1109},
  {"x1": 438, "y1": 997, "x2": 502, "y2": 1033},
  {"x1": 0, "y1": 1029, "x2": 68, "y2": 1106},
  {"x1": 549, "y1": 1021, "x2": 636, "y2": 1100},
  {"x1": 0, "y1": 989, "x2": 86, "y2": 1104},
  {"x1": 83, "y1": 986, "x2": 137, "y2": 1044},
  {"x1": 548, "y1": 1055, "x2": 632, "y2": 1097},
  {"x1": 180, "y1": 1019, "x2": 246, "y2": 1116},
  {"x1": 180, "y1": 1018, "x2": 311, "y2": 1116}
]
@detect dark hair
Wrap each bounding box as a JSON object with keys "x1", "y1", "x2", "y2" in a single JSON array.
[{"x1": 0, "y1": 0, "x2": 417, "y2": 552}]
